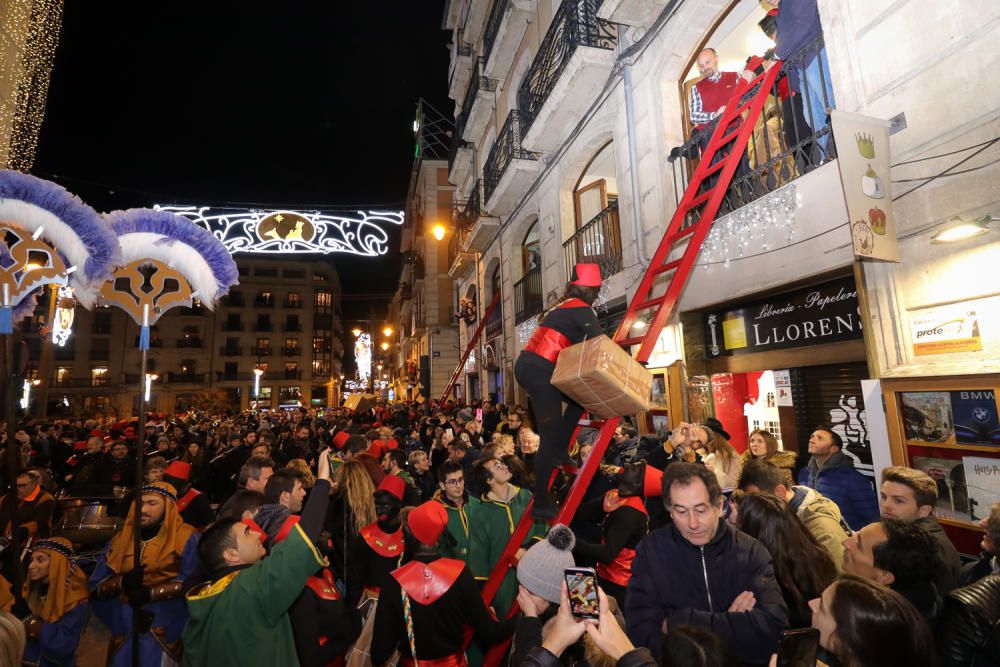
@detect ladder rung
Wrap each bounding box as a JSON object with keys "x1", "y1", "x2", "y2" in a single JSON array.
[
  {"x1": 701, "y1": 158, "x2": 727, "y2": 178},
  {"x1": 653, "y1": 259, "x2": 683, "y2": 276},
  {"x1": 687, "y1": 189, "x2": 713, "y2": 210},
  {"x1": 559, "y1": 463, "x2": 579, "y2": 476},
  {"x1": 716, "y1": 128, "x2": 740, "y2": 146},
  {"x1": 616, "y1": 335, "x2": 645, "y2": 347},
  {"x1": 664, "y1": 225, "x2": 698, "y2": 245},
  {"x1": 634, "y1": 295, "x2": 666, "y2": 311}
]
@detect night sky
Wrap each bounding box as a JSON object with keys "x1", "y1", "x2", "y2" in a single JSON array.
[{"x1": 32, "y1": 1, "x2": 451, "y2": 321}]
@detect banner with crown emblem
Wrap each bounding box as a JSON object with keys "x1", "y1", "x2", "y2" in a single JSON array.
[{"x1": 830, "y1": 110, "x2": 900, "y2": 262}]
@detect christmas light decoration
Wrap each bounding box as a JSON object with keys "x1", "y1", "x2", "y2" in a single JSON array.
[
  {"x1": 0, "y1": 0, "x2": 63, "y2": 171},
  {"x1": 700, "y1": 183, "x2": 799, "y2": 267},
  {"x1": 355, "y1": 333, "x2": 372, "y2": 385},
  {"x1": 51, "y1": 285, "x2": 75, "y2": 347},
  {"x1": 155, "y1": 205, "x2": 404, "y2": 257}
]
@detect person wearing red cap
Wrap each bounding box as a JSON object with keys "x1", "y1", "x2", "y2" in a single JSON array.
[
  {"x1": 345, "y1": 474, "x2": 407, "y2": 640},
  {"x1": 572, "y1": 462, "x2": 662, "y2": 610},
  {"x1": 514, "y1": 262, "x2": 604, "y2": 520},
  {"x1": 163, "y1": 460, "x2": 213, "y2": 530},
  {"x1": 371, "y1": 501, "x2": 515, "y2": 667}
]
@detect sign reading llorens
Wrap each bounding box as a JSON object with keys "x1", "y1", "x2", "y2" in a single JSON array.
[{"x1": 705, "y1": 277, "x2": 862, "y2": 358}]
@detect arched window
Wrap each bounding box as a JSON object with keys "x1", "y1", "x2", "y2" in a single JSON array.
[
  {"x1": 568, "y1": 141, "x2": 623, "y2": 277},
  {"x1": 573, "y1": 140, "x2": 618, "y2": 229},
  {"x1": 522, "y1": 221, "x2": 540, "y2": 273}
]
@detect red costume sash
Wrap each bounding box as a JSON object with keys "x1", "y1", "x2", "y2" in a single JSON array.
[
  {"x1": 523, "y1": 298, "x2": 590, "y2": 363},
  {"x1": 305, "y1": 568, "x2": 341, "y2": 601},
  {"x1": 360, "y1": 522, "x2": 404, "y2": 558},
  {"x1": 390, "y1": 558, "x2": 465, "y2": 605},
  {"x1": 176, "y1": 488, "x2": 201, "y2": 513},
  {"x1": 597, "y1": 490, "x2": 648, "y2": 587},
  {"x1": 401, "y1": 654, "x2": 467, "y2": 667}
]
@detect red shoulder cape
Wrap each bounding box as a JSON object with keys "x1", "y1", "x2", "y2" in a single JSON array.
[
  {"x1": 360, "y1": 522, "x2": 404, "y2": 558},
  {"x1": 391, "y1": 558, "x2": 465, "y2": 605}
]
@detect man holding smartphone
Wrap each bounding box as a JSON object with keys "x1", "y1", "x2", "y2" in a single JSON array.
[{"x1": 626, "y1": 463, "x2": 788, "y2": 664}]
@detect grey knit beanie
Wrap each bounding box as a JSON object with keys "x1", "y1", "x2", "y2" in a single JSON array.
[{"x1": 516, "y1": 524, "x2": 576, "y2": 604}]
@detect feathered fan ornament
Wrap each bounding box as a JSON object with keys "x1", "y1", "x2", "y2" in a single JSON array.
[{"x1": 0, "y1": 170, "x2": 120, "y2": 330}]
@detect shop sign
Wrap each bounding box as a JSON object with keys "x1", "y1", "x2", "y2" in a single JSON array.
[
  {"x1": 704, "y1": 277, "x2": 862, "y2": 358},
  {"x1": 830, "y1": 110, "x2": 900, "y2": 262},
  {"x1": 773, "y1": 370, "x2": 793, "y2": 406},
  {"x1": 910, "y1": 307, "x2": 982, "y2": 356}
]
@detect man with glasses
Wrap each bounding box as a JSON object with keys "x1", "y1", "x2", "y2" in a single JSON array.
[
  {"x1": 625, "y1": 462, "x2": 787, "y2": 664},
  {"x1": 0, "y1": 469, "x2": 55, "y2": 541},
  {"x1": 432, "y1": 461, "x2": 479, "y2": 563},
  {"x1": 469, "y1": 457, "x2": 544, "y2": 618}
]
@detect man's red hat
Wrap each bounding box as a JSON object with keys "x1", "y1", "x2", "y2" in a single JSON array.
[
  {"x1": 570, "y1": 263, "x2": 602, "y2": 287},
  {"x1": 407, "y1": 501, "x2": 449, "y2": 546},
  {"x1": 89, "y1": 429, "x2": 104, "y2": 438},
  {"x1": 332, "y1": 431, "x2": 350, "y2": 449},
  {"x1": 376, "y1": 475, "x2": 406, "y2": 501},
  {"x1": 164, "y1": 460, "x2": 192, "y2": 482},
  {"x1": 644, "y1": 465, "x2": 664, "y2": 498},
  {"x1": 73, "y1": 441, "x2": 87, "y2": 452}
]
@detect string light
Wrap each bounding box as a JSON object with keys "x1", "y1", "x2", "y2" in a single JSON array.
[
  {"x1": 701, "y1": 184, "x2": 799, "y2": 266},
  {"x1": 0, "y1": 0, "x2": 63, "y2": 171},
  {"x1": 354, "y1": 333, "x2": 372, "y2": 385}
]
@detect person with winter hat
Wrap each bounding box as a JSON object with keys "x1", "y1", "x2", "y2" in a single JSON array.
[
  {"x1": 573, "y1": 462, "x2": 662, "y2": 609},
  {"x1": 371, "y1": 501, "x2": 514, "y2": 666},
  {"x1": 163, "y1": 460, "x2": 213, "y2": 530},
  {"x1": 514, "y1": 263, "x2": 605, "y2": 520}
]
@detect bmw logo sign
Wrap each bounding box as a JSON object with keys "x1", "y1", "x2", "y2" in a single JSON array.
[{"x1": 973, "y1": 407, "x2": 990, "y2": 423}]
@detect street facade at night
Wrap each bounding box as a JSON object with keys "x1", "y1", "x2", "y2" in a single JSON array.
[{"x1": 0, "y1": 1, "x2": 998, "y2": 666}]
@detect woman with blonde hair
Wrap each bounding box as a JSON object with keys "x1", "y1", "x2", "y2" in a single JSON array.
[
  {"x1": 327, "y1": 459, "x2": 377, "y2": 585},
  {"x1": 737, "y1": 428, "x2": 796, "y2": 487}
]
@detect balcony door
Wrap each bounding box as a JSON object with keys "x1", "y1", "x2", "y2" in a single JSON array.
[{"x1": 571, "y1": 141, "x2": 620, "y2": 271}]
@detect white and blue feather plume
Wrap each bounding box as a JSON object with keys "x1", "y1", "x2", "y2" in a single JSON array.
[
  {"x1": 105, "y1": 208, "x2": 238, "y2": 307},
  {"x1": 0, "y1": 170, "x2": 121, "y2": 307}
]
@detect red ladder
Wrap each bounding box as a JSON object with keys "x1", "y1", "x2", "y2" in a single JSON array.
[
  {"x1": 474, "y1": 62, "x2": 783, "y2": 666},
  {"x1": 438, "y1": 290, "x2": 502, "y2": 406}
]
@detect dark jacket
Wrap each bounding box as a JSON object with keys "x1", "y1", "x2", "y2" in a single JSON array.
[
  {"x1": 935, "y1": 574, "x2": 1000, "y2": 667},
  {"x1": 917, "y1": 515, "x2": 962, "y2": 594},
  {"x1": 797, "y1": 452, "x2": 879, "y2": 531},
  {"x1": 521, "y1": 644, "x2": 656, "y2": 667},
  {"x1": 958, "y1": 552, "x2": 998, "y2": 588},
  {"x1": 773, "y1": 0, "x2": 823, "y2": 61},
  {"x1": 625, "y1": 520, "x2": 788, "y2": 666}
]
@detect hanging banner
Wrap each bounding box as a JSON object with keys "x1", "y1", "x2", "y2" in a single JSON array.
[{"x1": 830, "y1": 110, "x2": 900, "y2": 262}]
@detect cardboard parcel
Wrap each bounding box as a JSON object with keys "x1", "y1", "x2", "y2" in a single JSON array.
[{"x1": 551, "y1": 335, "x2": 652, "y2": 418}]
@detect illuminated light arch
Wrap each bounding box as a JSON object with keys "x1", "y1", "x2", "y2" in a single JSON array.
[{"x1": 154, "y1": 205, "x2": 404, "y2": 257}]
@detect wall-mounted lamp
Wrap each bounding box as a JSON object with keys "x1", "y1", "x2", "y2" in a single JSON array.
[
  {"x1": 431, "y1": 224, "x2": 447, "y2": 241},
  {"x1": 931, "y1": 215, "x2": 995, "y2": 244}
]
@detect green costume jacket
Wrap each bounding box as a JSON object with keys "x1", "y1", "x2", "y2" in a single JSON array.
[
  {"x1": 468, "y1": 485, "x2": 544, "y2": 618},
  {"x1": 182, "y1": 523, "x2": 326, "y2": 666},
  {"x1": 433, "y1": 489, "x2": 480, "y2": 562}
]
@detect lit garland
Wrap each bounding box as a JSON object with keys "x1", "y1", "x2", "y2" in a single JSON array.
[
  {"x1": 354, "y1": 333, "x2": 372, "y2": 385},
  {"x1": 51, "y1": 285, "x2": 74, "y2": 346},
  {"x1": 0, "y1": 0, "x2": 64, "y2": 171},
  {"x1": 699, "y1": 183, "x2": 799, "y2": 267}
]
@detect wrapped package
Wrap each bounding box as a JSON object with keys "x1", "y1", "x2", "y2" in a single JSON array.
[{"x1": 551, "y1": 335, "x2": 652, "y2": 418}]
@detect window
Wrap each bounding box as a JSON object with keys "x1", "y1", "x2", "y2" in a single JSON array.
[
  {"x1": 225, "y1": 313, "x2": 241, "y2": 330},
  {"x1": 226, "y1": 336, "x2": 239, "y2": 347},
  {"x1": 285, "y1": 337, "x2": 299, "y2": 349},
  {"x1": 259, "y1": 386, "x2": 272, "y2": 399},
  {"x1": 286, "y1": 292, "x2": 302, "y2": 307},
  {"x1": 313, "y1": 359, "x2": 331, "y2": 376},
  {"x1": 183, "y1": 325, "x2": 199, "y2": 337},
  {"x1": 93, "y1": 312, "x2": 112, "y2": 334},
  {"x1": 91, "y1": 367, "x2": 108, "y2": 386},
  {"x1": 180, "y1": 360, "x2": 197, "y2": 375},
  {"x1": 257, "y1": 362, "x2": 269, "y2": 373},
  {"x1": 238, "y1": 266, "x2": 250, "y2": 277},
  {"x1": 90, "y1": 338, "x2": 109, "y2": 360},
  {"x1": 256, "y1": 267, "x2": 277, "y2": 278},
  {"x1": 147, "y1": 358, "x2": 157, "y2": 372},
  {"x1": 313, "y1": 336, "x2": 331, "y2": 353},
  {"x1": 311, "y1": 385, "x2": 327, "y2": 404},
  {"x1": 285, "y1": 270, "x2": 304, "y2": 280},
  {"x1": 285, "y1": 315, "x2": 301, "y2": 331},
  {"x1": 314, "y1": 290, "x2": 332, "y2": 308},
  {"x1": 313, "y1": 273, "x2": 329, "y2": 282},
  {"x1": 285, "y1": 362, "x2": 298, "y2": 371},
  {"x1": 256, "y1": 314, "x2": 271, "y2": 330},
  {"x1": 279, "y1": 386, "x2": 301, "y2": 401},
  {"x1": 224, "y1": 362, "x2": 238, "y2": 379},
  {"x1": 56, "y1": 367, "x2": 71, "y2": 385},
  {"x1": 256, "y1": 337, "x2": 270, "y2": 353},
  {"x1": 257, "y1": 291, "x2": 273, "y2": 305}
]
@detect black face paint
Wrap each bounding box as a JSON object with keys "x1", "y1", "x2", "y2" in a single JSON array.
[
  {"x1": 374, "y1": 490, "x2": 401, "y2": 524},
  {"x1": 618, "y1": 462, "x2": 645, "y2": 498}
]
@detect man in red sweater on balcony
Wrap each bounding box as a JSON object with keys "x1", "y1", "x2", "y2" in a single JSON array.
[{"x1": 688, "y1": 48, "x2": 753, "y2": 205}]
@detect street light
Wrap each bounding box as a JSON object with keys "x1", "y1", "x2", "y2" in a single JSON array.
[
  {"x1": 431, "y1": 224, "x2": 447, "y2": 241},
  {"x1": 380, "y1": 342, "x2": 389, "y2": 351},
  {"x1": 382, "y1": 326, "x2": 393, "y2": 337},
  {"x1": 352, "y1": 327, "x2": 362, "y2": 337},
  {"x1": 252, "y1": 367, "x2": 264, "y2": 409},
  {"x1": 144, "y1": 373, "x2": 159, "y2": 402}
]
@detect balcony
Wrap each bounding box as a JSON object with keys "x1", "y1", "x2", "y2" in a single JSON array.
[
  {"x1": 485, "y1": 301, "x2": 504, "y2": 341},
  {"x1": 667, "y1": 35, "x2": 837, "y2": 227},
  {"x1": 283, "y1": 322, "x2": 303, "y2": 333},
  {"x1": 177, "y1": 304, "x2": 204, "y2": 316},
  {"x1": 88, "y1": 349, "x2": 109, "y2": 361},
  {"x1": 483, "y1": 0, "x2": 535, "y2": 80},
  {"x1": 251, "y1": 347, "x2": 272, "y2": 357},
  {"x1": 460, "y1": 58, "x2": 498, "y2": 143},
  {"x1": 448, "y1": 28, "x2": 475, "y2": 102},
  {"x1": 596, "y1": 0, "x2": 666, "y2": 27},
  {"x1": 448, "y1": 131, "x2": 475, "y2": 186},
  {"x1": 519, "y1": 0, "x2": 618, "y2": 152},
  {"x1": 253, "y1": 322, "x2": 273, "y2": 332},
  {"x1": 133, "y1": 337, "x2": 162, "y2": 348},
  {"x1": 222, "y1": 321, "x2": 243, "y2": 332},
  {"x1": 563, "y1": 202, "x2": 623, "y2": 281},
  {"x1": 283, "y1": 299, "x2": 302, "y2": 309},
  {"x1": 284, "y1": 370, "x2": 303, "y2": 380},
  {"x1": 283, "y1": 347, "x2": 301, "y2": 356},
  {"x1": 166, "y1": 372, "x2": 205, "y2": 384},
  {"x1": 254, "y1": 297, "x2": 274, "y2": 308},
  {"x1": 216, "y1": 371, "x2": 255, "y2": 382},
  {"x1": 176, "y1": 337, "x2": 204, "y2": 348},
  {"x1": 484, "y1": 110, "x2": 540, "y2": 216},
  {"x1": 514, "y1": 266, "x2": 543, "y2": 324},
  {"x1": 219, "y1": 346, "x2": 243, "y2": 357}
]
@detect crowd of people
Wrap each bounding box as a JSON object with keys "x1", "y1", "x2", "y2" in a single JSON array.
[{"x1": 0, "y1": 398, "x2": 996, "y2": 667}]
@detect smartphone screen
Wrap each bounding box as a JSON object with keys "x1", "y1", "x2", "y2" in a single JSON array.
[
  {"x1": 446, "y1": 427, "x2": 454, "y2": 438},
  {"x1": 777, "y1": 628, "x2": 819, "y2": 667},
  {"x1": 564, "y1": 567, "x2": 599, "y2": 620},
  {"x1": 476, "y1": 408, "x2": 484, "y2": 422}
]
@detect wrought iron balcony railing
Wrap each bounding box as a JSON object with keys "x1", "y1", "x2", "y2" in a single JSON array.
[
  {"x1": 448, "y1": 131, "x2": 474, "y2": 174},
  {"x1": 484, "y1": 110, "x2": 540, "y2": 203},
  {"x1": 176, "y1": 337, "x2": 203, "y2": 348},
  {"x1": 485, "y1": 298, "x2": 504, "y2": 340},
  {"x1": 563, "y1": 201, "x2": 623, "y2": 281},
  {"x1": 483, "y1": 0, "x2": 509, "y2": 67},
  {"x1": 518, "y1": 0, "x2": 617, "y2": 133},
  {"x1": 514, "y1": 265, "x2": 543, "y2": 324},
  {"x1": 459, "y1": 58, "x2": 497, "y2": 132},
  {"x1": 251, "y1": 347, "x2": 272, "y2": 357},
  {"x1": 222, "y1": 322, "x2": 243, "y2": 331},
  {"x1": 283, "y1": 347, "x2": 301, "y2": 356},
  {"x1": 668, "y1": 35, "x2": 836, "y2": 223}
]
